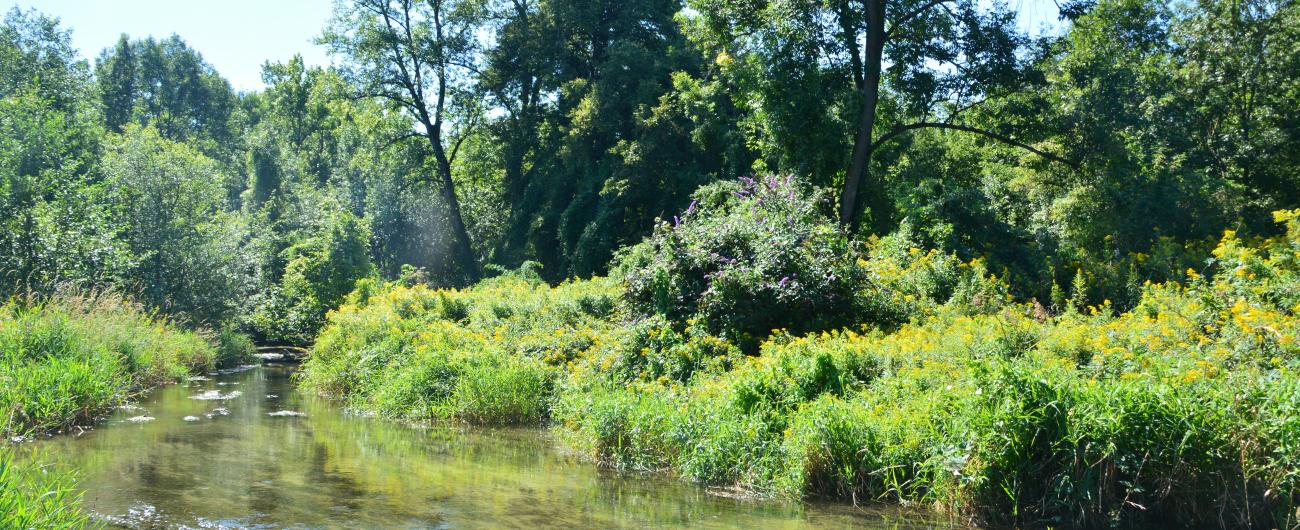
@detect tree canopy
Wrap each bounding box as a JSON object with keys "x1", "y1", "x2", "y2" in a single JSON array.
[{"x1": 0, "y1": 0, "x2": 1295, "y2": 332}]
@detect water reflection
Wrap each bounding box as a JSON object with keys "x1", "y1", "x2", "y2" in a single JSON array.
[{"x1": 14, "y1": 365, "x2": 959, "y2": 529}]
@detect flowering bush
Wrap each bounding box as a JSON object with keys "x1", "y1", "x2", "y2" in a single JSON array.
[
  {"x1": 615, "y1": 176, "x2": 868, "y2": 352},
  {"x1": 555, "y1": 210, "x2": 1300, "y2": 528},
  {"x1": 301, "y1": 200, "x2": 1300, "y2": 528}
]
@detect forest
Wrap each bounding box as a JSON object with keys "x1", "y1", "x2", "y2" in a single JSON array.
[{"x1": 1, "y1": 0, "x2": 1299, "y2": 528}]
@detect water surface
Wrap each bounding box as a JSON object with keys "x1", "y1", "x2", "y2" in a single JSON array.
[{"x1": 16, "y1": 365, "x2": 957, "y2": 529}]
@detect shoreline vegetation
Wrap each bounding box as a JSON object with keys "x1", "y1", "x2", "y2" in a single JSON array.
[
  {"x1": 2, "y1": 0, "x2": 1298, "y2": 527},
  {"x1": 301, "y1": 181, "x2": 1300, "y2": 528},
  {"x1": 0, "y1": 292, "x2": 253, "y2": 529},
  {"x1": 0, "y1": 451, "x2": 92, "y2": 529},
  {"x1": 0, "y1": 292, "x2": 254, "y2": 438}
]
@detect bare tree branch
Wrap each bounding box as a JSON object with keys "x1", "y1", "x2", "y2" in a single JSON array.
[
  {"x1": 872, "y1": 121, "x2": 1078, "y2": 168},
  {"x1": 886, "y1": 0, "x2": 955, "y2": 41}
]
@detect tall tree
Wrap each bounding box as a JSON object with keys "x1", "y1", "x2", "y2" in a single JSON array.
[
  {"x1": 483, "y1": 0, "x2": 730, "y2": 277},
  {"x1": 94, "y1": 35, "x2": 237, "y2": 159},
  {"x1": 0, "y1": 7, "x2": 88, "y2": 109},
  {"x1": 1173, "y1": 0, "x2": 1300, "y2": 221},
  {"x1": 0, "y1": 8, "x2": 113, "y2": 296},
  {"x1": 693, "y1": 0, "x2": 1070, "y2": 232},
  {"x1": 97, "y1": 35, "x2": 136, "y2": 132},
  {"x1": 103, "y1": 125, "x2": 248, "y2": 324},
  {"x1": 320, "y1": 0, "x2": 483, "y2": 281}
]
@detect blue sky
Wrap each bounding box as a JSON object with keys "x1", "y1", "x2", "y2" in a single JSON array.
[
  {"x1": 6, "y1": 0, "x2": 1062, "y2": 93},
  {"x1": 4, "y1": 0, "x2": 334, "y2": 92}
]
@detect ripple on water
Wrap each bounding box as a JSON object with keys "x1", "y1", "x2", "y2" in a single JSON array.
[
  {"x1": 189, "y1": 390, "x2": 242, "y2": 401},
  {"x1": 267, "y1": 410, "x2": 306, "y2": 417}
]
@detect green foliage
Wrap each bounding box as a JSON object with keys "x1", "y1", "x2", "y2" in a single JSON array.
[
  {"x1": 0, "y1": 88, "x2": 120, "y2": 297},
  {"x1": 617, "y1": 176, "x2": 1003, "y2": 352},
  {"x1": 101, "y1": 125, "x2": 252, "y2": 325},
  {"x1": 0, "y1": 450, "x2": 94, "y2": 529},
  {"x1": 0, "y1": 292, "x2": 244, "y2": 436},
  {"x1": 552, "y1": 215, "x2": 1300, "y2": 527},
  {"x1": 94, "y1": 34, "x2": 237, "y2": 159},
  {"x1": 616, "y1": 177, "x2": 866, "y2": 351},
  {"x1": 1, "y1": 2, "x2": 1299, "y2": 525},
  {"x1": 299, "y1": 269, "x2": 620, "y2": 424},
  {"x1": 0, "y1": 7, "x2": 91, "y2": 111},
  {"x1": 248, "y1": 209, "x2": 374, "y2": 344},
  {"x1": 483, "y1": 0, "x2": 745, "y2": 279}
]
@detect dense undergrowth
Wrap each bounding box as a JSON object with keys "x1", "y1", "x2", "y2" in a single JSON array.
[
  {"x1": 300, "y1": 180, "x2": 1300, "y2": 528},
  {"x1": 298, "y1": 267, "x2": 621, "y2": 423},
  {"x1": 0, "y1": 292, "x2": 254, "y2": 436}
]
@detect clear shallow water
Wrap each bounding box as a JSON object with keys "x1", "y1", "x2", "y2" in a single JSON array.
[{"x1": 14, "y1": 365, "x2": 958, "y2": 529}]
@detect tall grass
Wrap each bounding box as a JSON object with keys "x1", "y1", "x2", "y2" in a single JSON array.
[
  {"x1": 0, "y1": 449, "x2": 95, "y2": 529},
  {"x1": 299, "y1": 269, "x2": 617, "y2": 424},
  {"x1": 0, "y1": 291, "x2": 254, "y2": 436},
  {"x1": 301, "y1": 214, "x2": 1300, "y2": 528}
]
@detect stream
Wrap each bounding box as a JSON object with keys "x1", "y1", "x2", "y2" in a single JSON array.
[{"x1": 13, "y1": 364, "x2": 957, "y2": 529}]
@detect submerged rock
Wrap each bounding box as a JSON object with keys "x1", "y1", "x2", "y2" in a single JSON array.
[
  {"x1": 126, "y1": 416, "x2": 155, "y2": 423},
  {"x1": 189, "y1": 390, "x2": 242, "y2": 401},
  {"x1": 267, "y1": 410, "x2": 307, "y2": 417},
  {"x1": 209, "y1": 364, "x2": 259, "y2": 376},
  {"x1": 182, "y1": 416, "x2": 201, "y2": 422}
]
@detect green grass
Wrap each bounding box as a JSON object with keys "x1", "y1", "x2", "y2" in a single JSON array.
[
  {"x1": 0, "y1": 292, "x2": 255, "y2": 527},
  {"x1": 299, "y1": 270, "x2": 616, "y2": 424},
  {"x1": 0, "y1": 449, "x2": 95, "y2": 529},
  {"x1": 300, "y1": 215, "x2": 1300, "y2": 528},
  {"x1": 0, "y1": 291, "x2": 255, "y2": 436}
]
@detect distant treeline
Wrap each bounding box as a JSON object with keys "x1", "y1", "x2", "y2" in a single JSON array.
[{"x1": 1, "y1": 0, "x2": 1297, "y2": 341}]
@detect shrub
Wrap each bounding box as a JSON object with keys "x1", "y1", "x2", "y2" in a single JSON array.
[
  {"x1": 299, "y1": 269, "x2": 621, "y2": 424},
  {"x1": 616, "y1": 177, "x2": 1007, "y2": 353},
  {"x1": 616, "y1": 176, "x2": 867, "y2": 351},
  {"x1": 213, "y1": 325, "x2": 256, "y2": 368}
]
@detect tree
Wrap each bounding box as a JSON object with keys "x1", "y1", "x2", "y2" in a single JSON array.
[
  {"x1": 102, "y1": 125, "x2": 249, "y2": 324},
  {"x1": 0, "y1": 7, "x2": 88, "y2": 110},
  {"x1": 692, "y1": 0, "x2": 1071, "y2": 232},
  {"x1": 483, "y1": 0, "x2": 733, "y2": 278},
  {"x1": 320, "y1": 0, "x2": 484, "y2": 282},
  {"x1": 97, "y1": 35, "x2": 136, "y2": 132},
  {"x1": 0, "y1": 9, "x2": 115, "y2": 297},
  {"x1": 1173, "y1": 0, "x2": 1300, "y2": 224},
  {"x1": 94, "y1": 35, "x2": 238, "y2": 160},
  {"x1": 255, "y1": 209, "x2": 374, "y2": 344}
]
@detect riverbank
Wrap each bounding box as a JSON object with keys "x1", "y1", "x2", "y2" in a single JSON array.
[
  {"x1": 10, "y1": 363, "x2": 946, "y2": 528},
  {"x1": 0, "y1": 292, "x2": 254, "y2": 527},
  {"x1": 0, "y1": 450, "x2": 92, "y2": 529},
  {"x1": 299, "y1": 214, "x2": 1300, "y2": 528},
  {"x1": 0, "y1": 292, "x2": 254, "y2": 437}
]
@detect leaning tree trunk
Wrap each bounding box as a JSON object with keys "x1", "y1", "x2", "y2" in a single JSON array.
[
  {"x1": 429, "y1": 133, "x2": 481, "y2": 282},
  {"x1": 839, "y1": 0, "x2": 889, "y2": 234}
]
